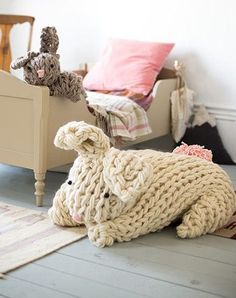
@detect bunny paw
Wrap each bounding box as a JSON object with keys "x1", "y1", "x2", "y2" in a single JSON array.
[{"x1": 88, "y1": 224, "x2": 114, "y2": 248}]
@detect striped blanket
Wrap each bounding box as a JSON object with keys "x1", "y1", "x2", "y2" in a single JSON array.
[
  {"x1": 89, "y1": 89, "x2": 154, "y2": 111},
  {"x1": 86, "y1": 91, "x2": 152, "y2": 145}
]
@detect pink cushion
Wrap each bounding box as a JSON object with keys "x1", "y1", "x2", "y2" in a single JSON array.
[{"x1": 83, "y1": 38, "x2": 174, "y2": 95}]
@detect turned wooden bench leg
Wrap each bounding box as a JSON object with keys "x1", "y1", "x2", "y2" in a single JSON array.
[{"x1": 34, "y1": 172, "x2": 46, "y2": 207}]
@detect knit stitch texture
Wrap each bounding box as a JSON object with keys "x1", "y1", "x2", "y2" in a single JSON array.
[
  {"x1": 11, "y1": 27, "x2": 86, "y2": 103},
  {"x1": 49, "y1": 121, "x2": 236, "y2": 247}
]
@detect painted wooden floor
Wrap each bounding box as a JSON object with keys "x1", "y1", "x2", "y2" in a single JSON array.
[{"x1": 0, "y1": 157, "x2": 236, "y2": 297}]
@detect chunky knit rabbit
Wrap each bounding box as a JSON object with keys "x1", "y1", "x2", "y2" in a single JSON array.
[
  {"x1": 49, "y1": 121, "x2": 236, "y2": 247},
  {"x1": 11, "y1": 27, "x2": 86, "y2": 102}
]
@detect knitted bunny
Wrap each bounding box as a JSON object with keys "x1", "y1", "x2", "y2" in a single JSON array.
[
  {"x1": 49, "y1": 121, "x2": 236, "y2": 247},
  {"x1": 11, "y1": 27, "x2": 86, "y2": 103}
]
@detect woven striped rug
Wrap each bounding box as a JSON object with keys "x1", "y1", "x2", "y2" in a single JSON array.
[{"x1": 0, "y1": 202, "x2": 87, "y2": 277}]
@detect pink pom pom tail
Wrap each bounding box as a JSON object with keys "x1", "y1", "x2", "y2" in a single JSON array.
[{"x1": 173, "y1": 142, "x2": 213, "y2": 162}]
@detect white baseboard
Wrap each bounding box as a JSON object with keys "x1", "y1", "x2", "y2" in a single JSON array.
[
  {"x1": 195, "y1": 103, "x2": 236, "y2": 162},
  {"x1": 194, "y1": 103, "x2": 236, "y2": 120}
]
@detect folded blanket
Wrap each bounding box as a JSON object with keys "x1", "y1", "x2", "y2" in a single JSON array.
[
  {"x1": 90, "y1": 89, "x2": 153, "y2": 111},
  {"x1": 86, "y1": 91, "x2": 152, "y2": 145}
]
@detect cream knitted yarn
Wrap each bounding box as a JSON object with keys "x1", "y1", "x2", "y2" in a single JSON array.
[{"x1": 49, "y1": 121, "x2": 236, "y2": 247}]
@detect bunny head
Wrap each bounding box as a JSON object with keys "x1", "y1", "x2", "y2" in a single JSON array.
[
  {"x1": 11, "y1": 26, "x2": 61, "y2": 86},
  {"x1": 52, "y1": 122, "x2": 153, "y2": 225}
]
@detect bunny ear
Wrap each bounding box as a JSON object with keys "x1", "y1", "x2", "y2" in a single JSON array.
[
  {"x1": 103, "y1": 148, "x2": 153, "y2": 203},
  {"x1": 11, "y1": 51, "x2": 39, "y2": 70},
  {"x1": 40, "y1": 26, "x2": 59, "y2": 54},
  {"x1": 54, "y1": 121, "x2": 110, "y2": 155}
]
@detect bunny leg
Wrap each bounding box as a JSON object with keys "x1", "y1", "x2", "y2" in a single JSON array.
[
  {"x1": 176, "y1": 189, "x2": 236, "y2": 238},
  {"x1": 87, "y1": 213, "x2": 149, "y2": 247},
  {"x1": 87, "y1": 223, "x2": 115, "y2": 247},
  {"x1": 48, "y1": 189, "x2": 79, "y2": 227}
]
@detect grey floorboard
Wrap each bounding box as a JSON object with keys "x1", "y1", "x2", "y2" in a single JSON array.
[
  {"x1": 58, "y1": 237, "x2": 235, "y2": 298},
  {"x1": 135, "y1": 228, "x2": 236, "y2": 265},
  {"x1": 34, "y1": 252, "x2": 220, "y2": 298},
  {"x1": 9, "y1": 264, "x2": 144, "y2": 298},
  {"x1": 0, "y1": 163, "x2": 65, "y2": 210},
  {"x1": 0, "y1": 276, "x2": 78, "y2": 298}
]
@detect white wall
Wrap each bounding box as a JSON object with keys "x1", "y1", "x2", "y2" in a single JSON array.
[{"x1": 1, "y1": 0, "x2": 236, "y2": 109}]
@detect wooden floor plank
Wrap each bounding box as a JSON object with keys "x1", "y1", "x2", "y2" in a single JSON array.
[
  {"x1": 34, "y1": 252, "x2": 220, "y2": 298},
  {"x1": 9, "y1": 264, "x2": 145, "y2": 298},
  {"x1": 0, "y1": 276, "x2": 77, "y2": 298},
  {"x1": 172, "y1": 232, "x2": 236, "y2": 253},
  {"x1": 58, "y1": 238, "x2": 236, "y2": 298},
  {"x1": 0, "y1": 294, "x2": 11, "y2": 298},
  {"x1": 221, "y1": 165, "x2": 236, "y2": 180},
  {"x1": 0, "y1": 164, "x2": 64, "y2": 209},
  {"x1": 135, "y1": 228, "x2": 236, "y2": 265}
]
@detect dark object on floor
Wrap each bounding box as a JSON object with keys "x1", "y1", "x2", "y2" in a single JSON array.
[
  {"x1": 178, "y1": 123, "x2": 235, "y2": 165},
  {"x1": 210, "y1": 210, "x2": 236, "y2": 239},
  {"x1": 126, "y1": 134, "x2": 175, "y2": 152}
]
